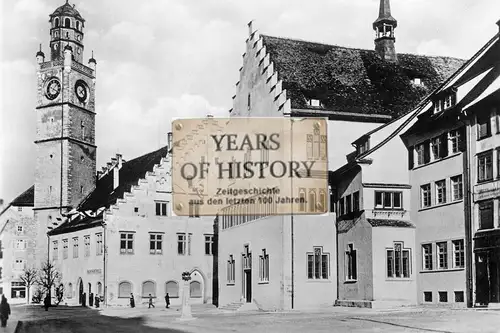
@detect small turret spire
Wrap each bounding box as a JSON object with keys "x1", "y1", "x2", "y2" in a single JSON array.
[{"x1": 373, "y1": 0, "x2": 398, "y2": 63}]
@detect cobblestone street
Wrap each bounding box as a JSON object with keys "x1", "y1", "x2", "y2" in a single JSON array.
[{"x1": 5, "y1": 304, "x2": 500, "y2": 333}]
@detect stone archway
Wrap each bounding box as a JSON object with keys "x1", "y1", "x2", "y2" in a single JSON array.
[{"x1": 189, "y1": 268, "x2": 208, "y2": 304}]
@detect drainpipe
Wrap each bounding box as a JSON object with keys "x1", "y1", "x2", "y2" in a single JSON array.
[
  {"x1": 462, "y1": 120, "x2": 474, "y2": 308},
  {"x1": 103, "y1": 217, "x2": 108, "y2": 307}
]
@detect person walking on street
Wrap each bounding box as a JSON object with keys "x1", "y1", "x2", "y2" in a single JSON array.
[
  {"x1": 148, "y1": 294, "x2": 155, "y2": 308},
  {"x1": 165, "y1": 293, "x2": 170, "y2": 308},
  {"x1": 82, "y1": 292, "x2": 87, "y2": 307},
  {"x1": 0, "y1": 295, "x2": 11, "y2": 327},
  {"x1": 95, "y1": 295, "x2": 100, "y2": 308},
  {"x1": 43, "y1": 294, "x2": 51, "y2": 311},
  {"x1": 130, "y1": 293, "x2": 135, "y2": 308}
]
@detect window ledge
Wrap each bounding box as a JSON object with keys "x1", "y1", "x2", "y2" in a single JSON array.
[
  {"x1": 344, "y1": 279, "x2": 357, "y2": 284},
  {"x1": 419, "y1": 199, "x2": 463, "y2": 212},
  {"x1": 306, "y1": 279, "x2": 332, "y2": 283},
  {"x1": 258, "y1": 281, "x2": 269, "y2": 285},
  {"x1": 475, "y1": 178, "x2": 496, "y2": 186},
  {"x1": 226, "y1": 283, "x2": 235, "y2": 286},
  {"x1": 413, "y1": 152, "x2": 461, "y2": 170},
  {"x1": 420, "y1": 268, "x2": 464, "y2": 274},
  {"x1": 385, "y1": 278, "x2": 412, "y2": 281},
  {"x1": 477, "y1": 134, "x2": 492, "y2": 142}
]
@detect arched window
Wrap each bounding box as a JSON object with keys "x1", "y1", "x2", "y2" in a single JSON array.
[
  {"x1": 54, "y1": 18, "x2": 60, "y2": 28},
  {"x1": 308, "y1": 190, "x2": 316, "y2": 213},
  {"x1": 142, "y1": 280, "x2": 156, "y2": 297},
  {"x1": 190, "y1": 281, "x2": 202, "y2": 298},
  {"x1": 65, "y1": 18, "x2": 71, "y2": 28},
  {"x1": 165, "y1": 281, "x2": 179, "y2": 298},
  {"x1": 67, "y1": 283, "x2": 73, "y2": 298},
  {"x1": 118, "y1": 281, "x2": 132, "y2": 298},
  {"x1": 97, "y1": 282, "x2": 102, "y2": 295},
  {"x1": 299, "y1": 188, "x2": 306, "y2": 212},
  {"x1": 319, "y1": 190, "x2": 327, "y2": 212}
]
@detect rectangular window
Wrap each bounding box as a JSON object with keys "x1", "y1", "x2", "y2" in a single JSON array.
[
  {"x1": 452, "y1": 239, "x2": 465, "y2": 268},
  {"x1": 205, "y1": 235, "x2": 214, "y2": 255},
  {"x1": 435, "y1": 180, "x2": 446, "y2": 204},
  {"x1": 346, "y1": 244, "x2": 357, "y2": 281},
  {"x1": 352, "y1": 191, "x2": 360, "y2": 212},
  {"x1": 149, "y1": 233, "x2": 163, "y2": 254},
  {"x1": 479, "y1": 200, "x2": 494, "y2": 230},
  {"x1": 449, "y1": 130, "x2": 461, "y2": 154},
  {"x1": 422, "y1": 244, "x2": 433, "y2": 270},
  {"x1": 177, "y1": 233, "x2": 186, "y2": 255},
  {"x1": 15, "y1": 240, "x2": 26, "y2": 250},
  {"x1": 416, "y1": 143, "x2": 425, "y2": 165},
  {"x1": 451, "y1": 175, "x2": 463, "y2": 201},
  {"x1": 63, "y1": 239, "x2": 68, "y2": 259},
  {"x1": 420, "y1": 184, "x2": 431, "y2": 208},
  {"x1": 345, "y1": 194, "x2": 352, "y2": 213},
  {"x1": 96, "y1": 233, "x2": 103, "y2": 255},
  {"x1": 374, "y1": 191, "x2": 403, "y2": 209},
  {"x1": 120, "y1": 232, "x2": 134, "y2": 254},
  {"x1": 477, "y1": 111, "x2": 491, "y2": 140},
  {"x1": 434, "y1": 99, "x2": 442, "y2": 113},
  {"x1": 431, "y1": 137, "x2": 441, "y2": 160},
  {"x1": 53, "y1": 241, "x2": 58, "y2": 260},
  {"x1": 424, "y1": 291, "x2": 433, "y2": 302},
  {"x1": 73, "y1": 237, "x2": 79, "y2": 258},
  {"x1": 155, "y1": 202, "x2": 168, "y2": 216},
  {"x1": 17, "y1": 226, "x2": 23, "y2": 233},
  {"x1": 259, "y1": 249, "x2": 269, "y2": 282},
  {"x1": 387, "y1": 242, "x2": 410, "y2": 278},
  {"x1": 227, "y1": 255, "x2": 235, "y2": 284},
  {"x1": 437, "y1": 242, "x2": 448, "y2": 269},
  {"x1": 307, "y1": 247, "x2": 329, "y2": 279},
  {"x1": 189, "y1": 203, "x2": 200, "y2": 218},
  {"x1": 13, "y1": 259, "x2": 25, "y2": 271},
  {"x1": 439, "y1": 291, "x2": 448, "y2": 303},
  {"x1": 444, "y1": 95, "x2": 453, "y2": 109},
  {"x1": 478, "y1": 151, "x2": 493, "y2": 182},
  {"x1": 338, "y1": 197, "x2": 345, "y2": 216},
  {"x1": 84, "y1": 235, "x2": 90, "y2": 257},
  {"x1": 455, "y1": 291, "x2": 464, "y2": 302}
]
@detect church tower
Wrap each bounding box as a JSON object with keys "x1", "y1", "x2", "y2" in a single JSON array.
[
  {"x1": 34, "y1": 1, "x2": 97, "y2": 262},
  {"x1": 373, "y1": 0, "x2": 398, "y2": 63}
]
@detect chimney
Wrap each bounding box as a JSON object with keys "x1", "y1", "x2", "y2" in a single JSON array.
[
  {"x1": 497, "y1": 19, "x2": 500, "y2": 33},
  {"x1": 167, "y1": 132, "x2": 173, "y2": 149},
  {"x1": 113, "y1": 154, "x2": 123, "y2": 190}
]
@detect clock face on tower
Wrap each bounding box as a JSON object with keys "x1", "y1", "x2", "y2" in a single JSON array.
[
  {"x1": 45, "y1": 78, "x2": 61, "y2": 100},
  {"x1": 74, "y1": 80, "x2": 88, "y2": 102}
]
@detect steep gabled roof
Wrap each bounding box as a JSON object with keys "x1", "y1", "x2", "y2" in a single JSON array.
[
  {"x1": 261, "y1": 35, "x2": 465, "y2": 119},
  {"x1": 11, "y1": 186, "x2": 34, "y2": 207},
  {"x1": 78, "y1": 145, "x2": 170, "y2": 212},
  {"x1": 49, "y1": 145, "x2": 171, "y2": 236}
]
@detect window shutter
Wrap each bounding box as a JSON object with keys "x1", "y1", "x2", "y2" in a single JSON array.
[
  {"x1": 458, "y1": 127, "x2": 466, "y2": 152},
  {"x1": 408, "y1": 146, "x2": 414, "y2": 170},
  {"x1": 440, "y1": 133, "x2": 448, "y2": 158}
]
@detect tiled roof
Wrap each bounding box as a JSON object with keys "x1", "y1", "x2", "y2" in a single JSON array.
[
  {"x1": 261, "y1": 35, "x2": 466, "y2": 118},
  {"x1": 50, "y1": 145, "x2": 171, "y2": 235},
  {"x1": 78, "y1": 145, "x2": 170, "y2": 212},
  {"x1": 366, "y1": 218, "x2": 415, "y2": 228},
  {"x1": 11, "y1": 186, "x2": 35, "y2": 207}
]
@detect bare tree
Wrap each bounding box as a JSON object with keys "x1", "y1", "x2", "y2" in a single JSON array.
[
  {"x1": 36, "y1": 261, "x2": 61, "y2": 306},
  {"x1": 19, "y1": 267, "x2": 38, "y2": 304}
]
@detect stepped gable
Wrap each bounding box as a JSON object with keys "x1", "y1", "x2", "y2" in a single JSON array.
[
  {"x1": 78, "y1": 145, "x2": 170, "y2": 212},
  {"x1": 261, "y1": 35, "x2": 466, "y2": 118}
]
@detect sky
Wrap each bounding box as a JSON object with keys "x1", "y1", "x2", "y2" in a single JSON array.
[{"x1": 0, "y1": 0, "x2": 499, "y2": 204}]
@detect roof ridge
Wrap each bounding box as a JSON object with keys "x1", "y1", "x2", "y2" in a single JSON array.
[{"x1": 261, "y1": 34, "x2": 466, "y2": 61}]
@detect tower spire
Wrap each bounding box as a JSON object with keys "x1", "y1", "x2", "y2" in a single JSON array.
[{"x1": 373, "y1": 0, "x2": 398, "y2": 63}]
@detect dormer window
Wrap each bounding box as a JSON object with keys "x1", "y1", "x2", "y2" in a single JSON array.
[
  {"x1": 307, "y1": 99, "x2": 322, "y2": 107},
  {"x1": 433, "y1": 90, "x2": 456, "y2": 114},
  {"x1": 412, "y1": 78, "x2": 422, "y2": 85},
  {"x1": 357, "y1": 140, "x2": 370, "y2": 155}
]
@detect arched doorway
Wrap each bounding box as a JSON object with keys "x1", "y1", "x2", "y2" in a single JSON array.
[
  {"x1": 189, "y1": 268, "x2": 207, "y2": 304},
  {"x1": 78, "y1": 279, "x2": 84, "y2": 304}
]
